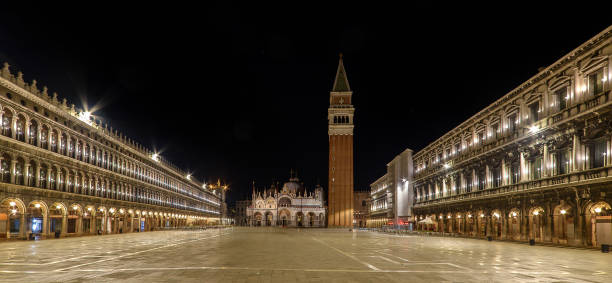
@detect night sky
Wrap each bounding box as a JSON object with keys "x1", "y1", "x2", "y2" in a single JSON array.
[{"x1": 0, "y1": 4, "x2": 609, "y2": 204}]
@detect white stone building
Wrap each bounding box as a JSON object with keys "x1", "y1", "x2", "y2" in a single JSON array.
[{"x1": 247, "y1": 176, "x2": 325, "y2": 227}]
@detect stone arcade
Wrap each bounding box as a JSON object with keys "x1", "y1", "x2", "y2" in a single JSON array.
[
  {"x1": 0, "y1": 63, "x2": 223, "y2": 240},
  {"x1": 411, "y1": 26, "x2": 612, "y2": 248}
]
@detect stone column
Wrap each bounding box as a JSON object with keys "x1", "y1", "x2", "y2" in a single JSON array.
[
  {"x1": 42, "y1": 213, "x2": 48, "y2": 239},
  {"x1": 20, "y1": 213, "x2": 26, "y2": 239},
  {"x1": 61, "y1": 214, "x2": 67, "y2": 237},
  {"x1": 24, "y1": 121, "x2": 30, "y2": 143},
  {"x1": 501, "y1": 212, "x2": 507, "y2": 240},
  {"x1": 90, "y1": 212, "x2": 96, "y2": 234},
  {"x1": 56, "y1": 170, "x2": 61, "y2": 191},
  {"x1": 48, "y1": 130, "x2": 53, "y2": 151},
  {"x1": 520, "y1": 152, "x2": 527, "y2": 182},
  {"x1": 520, "y1": 207, "x2": 528, "y2": 241},
  {"x1": 10, "y1": 159, "x2": 17, "y2": 184},
  {"x1": 545, "y1": 202, "x2": 553, "y2": 242},
  {"x1": 73, "y1": 174, "x2": 78, "y2": 194},
  {"x1": 11, "y1": 117, "x2": 16, "y2": 139},
  {"x1": 501, "y1": 158, "x2": 507, "y2": 186},
  {"x1": 35, "y1": 165, "x2": 41, "y2": 188},
  {"x1": 24, "y1": 163, "x2": 30, "y2": 186},
  {"x1": 574, "y1": 197, "x2": 584, "y2": 246},
  {"x1": 46, "y1": 167, "x2": 51, "y2": 189},
  {"x1": 65, "y1": 172, "x2": 70, "y2": 193},
  {"x1": 36, "y1": 126, "x2": 41, "y2": 147},
  {"x1": 543, "y1": 145, "x2": 549, "y2": 177},
  {"x1": 485, "y1": 165, "x2": 490, "y2": 189}
]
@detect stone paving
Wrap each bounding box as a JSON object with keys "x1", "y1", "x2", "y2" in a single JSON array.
[{"x1": 0, "y1": 227, "x2": 611, "y2": 282}]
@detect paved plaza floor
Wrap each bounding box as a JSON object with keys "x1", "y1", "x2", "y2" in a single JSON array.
[{"x1": 0, "y1": 227, "x2": 611, "y2": 282}]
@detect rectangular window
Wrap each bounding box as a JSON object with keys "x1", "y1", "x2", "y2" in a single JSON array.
[
  {"x1": 556, "y1": 150, "x2": 570, "y2": 175},
  {"x1": 555, "y1": 87, "x2": 567, "y2": 110},
  {"x1": 491, "y1": 123, "x2": 499, "y2": 139},
  {"x1": 531, "y1": 157, "x2": 542, "y2": 180},
  {"x1": 493, "y1": 167, "x2": 501, "y2": 187},
  {"x1": 478, "y1": 170, "x2": 485, "y2": 190},
  {"x1": 589, "y1": 139, "x2": 607, "y2": 169},
  {"x1": 455, "y1": 176, "x2": 461, "y2": 192},
  {"x1": 508, "y1": 114, "x2": 517, "y2": 134},
  {"x1": 446, "y1": 149, "x2": 451, "y2": 158},
  {"x1": 588, "y1": 70, "x2": 604, "y2": 96},
  {"x1": 511, "y1": 163, "x2": 520, "y2": 184},
  {"x1": 478, "y1": 132, "x2": 484, "y2": 146},
  {"x1": 529, "y1": 101, "x2": 539, "y2": 122},
  {"x1": 455, "y1": 143, "x2": 460, "y2": 154},
  {"x1": 465, "y1": 177, "x2": 472, "y2": 193}
]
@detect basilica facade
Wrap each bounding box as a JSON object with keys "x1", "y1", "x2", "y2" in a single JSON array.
[
  {"x1": 247, "y1": 176, "x2": 325, "y2": 227},
  {"x1": 411, "y1": 26, "x2": 612, "y2": 247},
  {"x1": 0, "y1": 62, "x2": 223, "y2": 240}
]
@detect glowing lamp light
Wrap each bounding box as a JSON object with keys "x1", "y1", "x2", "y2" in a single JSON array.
[
  {"x1": 9, "y1": 201, "x2": 16, "y2": 207},
  {"x1": 468, "y1": 214, "x2": 472, "y2": 218},
  {"x1": 78, "y1": 111, "x2": 93, "y2": 125},
  {"x1": 87, "y1": 207, "x2": 92, "y2": 211},
  {"x1": 151, "y1": 153, "x2": 160, "y2": 162},
  {"x1": 533, "y1": 211, "x2": 539, "y2": 216},
  {"x1": 109, "y1": 208, "x2": 115, "y2": 213},
  {"x1": 73, "y1": 206, "x2": 78, "y2": 210},
  {"x1": 493, "y1": 213, "x2": 499, "y2": 218},
  {"x1": 529, "y1": 125, "x2": 539, "y2": 133},
  {"x1": 560, "y1": 209, "x2": 567, "y2": 215},
  {"x1": 447, "y1": 215, "x2": 451, "y2": 219},
  {"x1": 512, "y1": 212, "x2": 517, "y2": 217},
  {"x1": 120, "y1": 209, "x2": 125, "y2": 214},
  {"x1": 595, "y1": 207, "x2": 602, "y2": 213},
  {"x1": 480, "y1": 214, "x2": 484, "y2": 218},
  {"x1": 186, "y1": 174, "x2": 191, "y2": 180},
  {"x1": 457, "y1": 215, "x2": 461, "y2": 218},
  {"x1": 56, "y1": 205, "x2": 61, "y2": 209},
  {"x1": 11, "y1": 209, "x2": 17, "y2": 214},
  {"x1": 444, "y1": 163, "x2": 450, "y2": 169},
  {"x1": 34, "y1": 203, "x2": 41, "y2": 208}
]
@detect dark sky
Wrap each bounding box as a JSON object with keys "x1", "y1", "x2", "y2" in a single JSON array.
[{"x1": 0, "y1": 4, "x2": 609, "y2": 204}]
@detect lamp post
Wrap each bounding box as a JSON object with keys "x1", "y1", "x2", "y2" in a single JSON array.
[{"x1": 208, "y1": 179, "x2": 229, "y2": 225}]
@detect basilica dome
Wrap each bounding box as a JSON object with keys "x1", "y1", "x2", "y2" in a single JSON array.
[{"x1": 281, "y1": 178, "x2": 302, "y2": 194}]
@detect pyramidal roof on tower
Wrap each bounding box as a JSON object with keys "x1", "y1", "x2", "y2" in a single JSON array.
[{"x1": 332, "y1": 53, "x2": 351, "y2": 92}]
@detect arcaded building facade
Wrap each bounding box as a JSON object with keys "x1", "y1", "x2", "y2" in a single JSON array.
[
  {"x1": 413, "y1": 26, "x2": 612, "y2": 247},
  {"x1": 0, "y1": 63, "x2": 222, "y2": 240}
]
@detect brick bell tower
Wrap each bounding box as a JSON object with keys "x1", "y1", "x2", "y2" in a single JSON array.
[{"x1": 328, "y1": 53, "x2": 354, "y2": 228}]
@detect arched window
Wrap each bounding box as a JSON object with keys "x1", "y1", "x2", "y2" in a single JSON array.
[
  {"x1": 28, "y1": 160, "x2": 36, "y2": 187},
  {"x1": 39, "y1": 164, "x2": 47, "y2": 188},
  {"x1": 84, "y1": 144, "x2": 90, "y2": 163},
  {"x1": 50, "y1": 167, "x2": 57, "y2": 189},
  {"x1": 1, "y1": 155, "x2": 11, "y2": 183},
  {"x1": 29, "y1": 120, "x2": 38, "y2": 145},
  {"x1": 2, "y1": 110, "x2": 13, "y2": 137},
  {"x1": 15, "y1": 115, "x2": 25, "y2": 141},
  {"x1": 40, "y1": 126, "x2": 48, "y2": 149},
  {"x1": 15, "y1": 158, "x2": 25, "y2": 185},
  {"x1": 50, "y1": 130, "x2": 58, "y2": 152},
  {"x1": 60, "y1": 134, "x2": 67, "y2": 155}
]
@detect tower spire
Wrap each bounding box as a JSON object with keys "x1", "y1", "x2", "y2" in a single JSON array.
[{"x1": 332, "y1": 53, "x2": 351, "y2": 92}]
